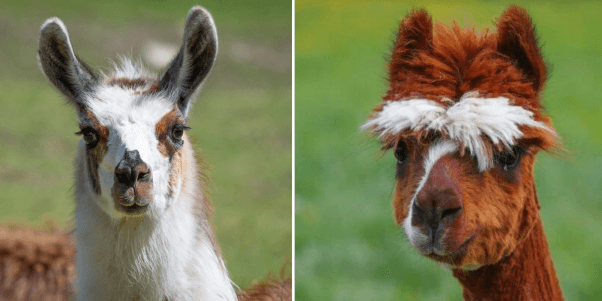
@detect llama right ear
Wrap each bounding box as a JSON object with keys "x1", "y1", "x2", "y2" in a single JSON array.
[
  {"x1": 38, "y1": 18, "x2": 98, "y2": 112},
  {"x1": 159, "y1": 6, "x2": 218, "y2": 118}
]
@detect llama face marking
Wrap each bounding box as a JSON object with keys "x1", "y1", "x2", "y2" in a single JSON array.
[{"x1": 82, "y1": 87, "x2": 185, "y2": 218}]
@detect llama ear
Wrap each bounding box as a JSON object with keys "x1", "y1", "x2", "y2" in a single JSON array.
[
  {"x1": 159, "y1": 6, "x2": 218, "y2": 118},
  {"x1": 496, "y1": 5, "x2": 548, "y2": 92},
  {"x1": 38, "y1": 18, "x2": 98, "y2": 112},
  {"x1": 391, "y1": 8, "x2": 433, "y2": 61}
]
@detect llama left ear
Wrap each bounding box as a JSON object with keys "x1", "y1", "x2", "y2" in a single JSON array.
[
  {"x1": 159, "y1": 6, "x2": 218, "y2": 118},
  {"x1": 496, "y1": 5, "x2": 548, "y2": 92},
  {"x1": 38, "y1": 17, "x2": 99, "y2": 113}
]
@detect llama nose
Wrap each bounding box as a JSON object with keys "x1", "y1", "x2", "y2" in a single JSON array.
[
  {"x1": 114, "y1": 150, "x2": 152, "y2": 188},
  {"x1": 412, "y1": 187, "x2": 462, "y2": 238}
]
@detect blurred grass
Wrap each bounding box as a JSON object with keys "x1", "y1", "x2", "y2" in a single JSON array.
[
  {"x1": 296, "y1": 1, "x2": 602, "y2": 300},
  {"x1": 0, "y1": 0, "x2": 291, "y2": 289}
]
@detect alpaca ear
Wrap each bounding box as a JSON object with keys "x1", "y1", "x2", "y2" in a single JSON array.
[
  {"x1": 391, "y1": 8, "x2": 433, "y2": 61},
  {"x1": 496, "y1": 5, "x2": 548, "y2": 92},
  {"x1": 38, "y1": 18, "x2": 98, "y2": 113},
  {"x1": 159, "y1": 6, "x2": 218, "y2": 118}
]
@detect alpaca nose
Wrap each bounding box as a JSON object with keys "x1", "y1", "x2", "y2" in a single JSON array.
[
  {"x1": 411, "y1": 156, "x2": 463, "y2": 239},
  {"x1": 114, "y1": 150, "x2": 152, "y2": 188},
  {"x1": 412, "y1": 187, "x2": 462, "y2": 236}
]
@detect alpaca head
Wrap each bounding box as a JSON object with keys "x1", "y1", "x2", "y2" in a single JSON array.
[
  {"x1": 363, "y1": 6, "x2": 558, "y2": 270},
  {"x1": 38, "y1": 7, "x2": 217, "y2": 219}
]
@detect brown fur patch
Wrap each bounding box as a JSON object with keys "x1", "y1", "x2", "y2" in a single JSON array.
[
  {"x1": 83, "y1": 111, "x2": 109, "y2": 195},
  {"x1": 155, "y1": 107, "x2": 187, "y2": 197},
  {"x1": 155, "y1": 108, "x2": 186, "y2": 158},
  {"x1": 0, "y1": 224, "x2": 75, "y2": 300},
  {"x1": 238, "y1": 278, "x2": 292, "y2": 301},
  {"x1": 105, "y1": 77, "x2": 160, "y2": 95}
]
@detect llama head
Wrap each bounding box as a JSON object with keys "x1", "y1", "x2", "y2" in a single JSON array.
[
  {"x1": 38, "y1": 6, "x2": 217, "y2": 219},
  {"x1": 363, "y1": 6, "x2": 558, "y2": 270}
]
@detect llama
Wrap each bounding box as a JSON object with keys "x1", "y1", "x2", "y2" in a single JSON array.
[
  {"x1": 38, "y1": 6, "x2": 289, "y2": 301},
  {"x1": 362, "y1": 6, "x2": 563, "y2": 300}
]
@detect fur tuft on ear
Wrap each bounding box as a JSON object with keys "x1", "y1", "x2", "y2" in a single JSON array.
[
  {"x1": 496, "y1": 5, "x2": 548, "y2": 92},
  {"x1": 38, "y1": 18, "x2": 98, "y2": 112},
  {"x1": 387, "y1": 8, "x2": 433, "y2": 96},
  {"x1": 159, "y1": 6, "x2": 218, "y2": 118},
  {"x1": 390, "y1": 8, "x2": 433, "y2": 62}
]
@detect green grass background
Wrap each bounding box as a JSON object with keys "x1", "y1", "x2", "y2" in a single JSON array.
[
  {"x1": 296, "y1": 1, "x2": 602, "y2": 300},
  {"x1": 0, "y1": 0, "x2": 291, "y2": 289}
]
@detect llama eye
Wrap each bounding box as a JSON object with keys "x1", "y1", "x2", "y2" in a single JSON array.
[
  {"x1": 395, "y1": 141, "x2": 408, "y2": 164},
  {"x1": 170, "y1": 125, "x2": 190, "y2": 142},
  {"x1": 494, "y1": 147, "x2": 523, "y2": 171},
  {"x1": 76, "y1": 128, "x2": 98, "y2": 147}
]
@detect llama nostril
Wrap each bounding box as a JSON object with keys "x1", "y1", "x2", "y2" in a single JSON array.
[
  {"x1": 115, "y1": 170, "x2": 130, "y2": 185},
  {"x1": 137, "y1": 171, "x2": 150, "y2": 181}
]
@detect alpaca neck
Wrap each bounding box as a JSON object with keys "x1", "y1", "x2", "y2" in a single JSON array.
[{"x1": 452, "y1": 217, "x2": 563, "y2": 301}]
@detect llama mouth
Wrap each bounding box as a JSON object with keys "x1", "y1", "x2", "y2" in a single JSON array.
[{"x1": 115, "y1": 202, "x2": 150, "y2": 215}]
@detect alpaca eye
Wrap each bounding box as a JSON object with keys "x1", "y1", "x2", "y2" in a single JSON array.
[
  {"x1": 494, "y1": 147, "x2": 523, "y2": 171},
  {"x1": 76, "y1": 128, "x2": 98, "y2": 147},
  {"x1": 395, "y1": 141, "x2": 408, "y2": 164}
]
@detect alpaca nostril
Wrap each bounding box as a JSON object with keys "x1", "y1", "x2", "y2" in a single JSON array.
[{"x1": 441, "y1": 207, "x2": 462, "y2": 221}]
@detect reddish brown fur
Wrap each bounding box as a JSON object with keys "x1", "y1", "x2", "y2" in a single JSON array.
[
  {"x1": 105, "y1": 77, "x2": 160, "y2": 95},
  {"x1": 370, "y1": 6, "x2": 563, "y2": 300},
  {"x1": 83, "y1": 111, "x2": 109, "y2": 195},
  {"x1": 155, "y1": 107, "x2": 189, "y2": 198},
  {"x1": 155, "y1": 108, "x2": 186, "y2": 158},
  {"x1": 238, "y1": 279, "x2": 292, "y2": 301},
  {"x1": 0, "y1": 224, "x2": 75, "y2": 300}
]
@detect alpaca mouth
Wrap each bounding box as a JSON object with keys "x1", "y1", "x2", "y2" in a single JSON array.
[{"x1": 424, "y1": 232, "x2": 476, "y2": 267}]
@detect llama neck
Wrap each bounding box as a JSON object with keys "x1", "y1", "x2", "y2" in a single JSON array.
[
  {"x1": 452, "y1": 216, "x2": 563, "y2": 301},
  {"x1": 73, "y1": 143, "x2": 238, "y2": 301}
]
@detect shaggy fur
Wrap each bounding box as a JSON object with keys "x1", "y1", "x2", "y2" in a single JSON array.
[
  {"x1": 238, "y1": 279, "x2": 292, "y2": 301},
  {"x1": 364, "y1": 6, "x2": 563, "y2": 300},
  {"x1": 0, "y1": 224, "x2": 75, "y2": 300}
]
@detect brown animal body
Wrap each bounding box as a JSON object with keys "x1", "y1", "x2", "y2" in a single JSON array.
[
  {"x1": 0, "y1": 225, "x2": 75, "y2": 301},
  {"x1": 363, "y1": 6, "x2": 563, "y2": 300}
]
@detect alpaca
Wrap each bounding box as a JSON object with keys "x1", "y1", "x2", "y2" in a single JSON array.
[
  {"x1": 362, "y1": 6, "x2": 564, "y2": 300},
  {"x1": 0, "y1": 224, "x2": 75, "y2": 300},
  {"x1": 38, "y1": 6, "x2": 290, "y2": 301}
]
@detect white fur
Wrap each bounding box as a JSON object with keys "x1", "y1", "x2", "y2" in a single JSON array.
[
  {"x1": 403, "y1": 140, "x2": 457, "y2": 256},
  {"x1": 361, "y1": 91, "x2": 555, "y2": 171}
]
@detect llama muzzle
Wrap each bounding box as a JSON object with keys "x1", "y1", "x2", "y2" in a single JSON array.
[{"x1": 112, "y1": 150, "x2": 154, "y2": 214}]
